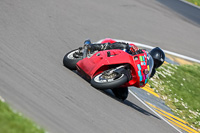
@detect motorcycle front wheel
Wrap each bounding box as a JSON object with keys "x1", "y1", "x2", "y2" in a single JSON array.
[
  {"x1": 90, "y1": 69, "x2": 128, "y2": 90},
  {"x1": 63, "y1": 49, "x2": 83, "y2": 70}
]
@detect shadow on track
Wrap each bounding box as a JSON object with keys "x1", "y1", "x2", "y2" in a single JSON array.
[
  {"x1": 69, "y1": 69, "x2": 161, "y2": 120},
  {"x1": 102, "y1": 89, "x2": 161, "y2": 120}
]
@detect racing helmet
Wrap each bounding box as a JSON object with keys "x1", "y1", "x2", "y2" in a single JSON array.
[{"x1": 149, "y1": 47, "x2": 165, "y2": 69}]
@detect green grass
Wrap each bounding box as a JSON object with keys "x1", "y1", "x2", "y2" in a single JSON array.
[
  {"x1": 149, "y1": 63, "x2": 200, "y2": 131},
  {"x1": 0, "y1": 100, "x2": 45, "y2": 133},
  {"x1": 186, "y1": 0, "x2": 200, "y2": 6}
]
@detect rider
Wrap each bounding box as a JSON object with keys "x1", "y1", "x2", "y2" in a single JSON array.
[
  {"x1": 89, "y1": 41, "x2": 137, "y2": 54},
  {"x1": 89, "y1": 41, "x2": 165, "y2": 78}
]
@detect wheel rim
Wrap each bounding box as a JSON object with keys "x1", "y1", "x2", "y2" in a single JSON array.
[
  {"x1": 67, "y1": 50, "x2": 82, "y2": 59},
  {"x1": 94, "y1": 72, "x2": 124, "y2": 83}
]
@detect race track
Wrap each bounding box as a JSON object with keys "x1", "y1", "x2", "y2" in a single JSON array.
[{"x1": 0, "y1": 0, "x2": 200, "y2": 133}]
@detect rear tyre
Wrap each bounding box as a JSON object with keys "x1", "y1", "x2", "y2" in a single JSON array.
[
  {"x1": 112, "y1": 87, "x2": 128, "y2": 101},
  {"x1": 90, "y1": 69, "x2": 128, "y2": 90},
  {"x1": 63, "y1": 49, "x2": 83, "y2": 70}
]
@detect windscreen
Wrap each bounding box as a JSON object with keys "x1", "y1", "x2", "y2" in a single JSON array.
[{"x1": 147, "y1": 53, "x2": 154, "y2": 77}]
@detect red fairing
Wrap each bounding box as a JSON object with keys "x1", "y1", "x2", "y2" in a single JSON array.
[
  {"x1": 76, "y1": 47, "x2": 149, "y2": 88},
  {"x1": 77, "y1": 50, "x2": 131, "y2": 78}
]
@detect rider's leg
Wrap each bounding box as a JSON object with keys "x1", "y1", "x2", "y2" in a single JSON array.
[
  {"x1": 89, "y1": 42, "x2": 130, "y2": 52},
  {"x1": 89, "y1": 43, "x2": 111, "y2": 52},
  {"x1": 109, "y1": 42, "x2": 130, "y2": 50}
]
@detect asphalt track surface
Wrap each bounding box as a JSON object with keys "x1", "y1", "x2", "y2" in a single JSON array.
[{"x1": 0, "y1": 0, "x2": 200, "y2": 133}]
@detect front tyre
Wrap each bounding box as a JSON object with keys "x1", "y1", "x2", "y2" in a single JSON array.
[
  {"x1": 63, "y1": 49, "x2": 83, "y2": 70},
  {"x1": 112, "y1": 87, "x2": 128, "y2": 101},
  {"x1": 90, "y1": 69, "x2": 128, "y2": 90}
]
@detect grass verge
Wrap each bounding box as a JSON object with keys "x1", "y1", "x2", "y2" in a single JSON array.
[
  {"x1": 186, "y1": 0, "x2": 200, "y2": 6},
  {"x1": 149, "y1": 63, "x2": 200, "y2": 131},
  {"x1": 0, "y1": 99, "x2": 45, "y2": 133}
]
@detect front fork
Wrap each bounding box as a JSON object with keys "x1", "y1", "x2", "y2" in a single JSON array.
[{"x1": 107, "y1": 65, "x2": 132, "y2": 81}]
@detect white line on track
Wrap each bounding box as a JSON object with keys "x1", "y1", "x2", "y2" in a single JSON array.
[
  {"x1": 128, "y1": 90, "x2": 183, "y2": 133},
  {"x1": 179, "y1": 0, "x2": 200, "y2": 9}
]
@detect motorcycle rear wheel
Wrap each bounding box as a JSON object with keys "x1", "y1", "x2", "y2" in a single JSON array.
[
  {"x1": 112, "y1": 87, "x2": 128, "y2": 101},
  {"x1": 90, "y1": 69, "x2": 128, "y2": 90},
  {"x1": 63, "y1": 49, "x2": 83, "y2": 70}
]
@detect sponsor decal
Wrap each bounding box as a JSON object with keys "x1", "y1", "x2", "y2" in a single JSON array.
[
  {"x1": 138, "y1": 71, "x2": 143, "y2": 81},
  {"x1": 142, "y1": 56, "x2": 145, "y2": 61},
  {"x1": 140, "y1": 76, "x2": 143, "y2": 81},
  {"x1": 137, "y1": 64, "x2": 141, "y2": 70},
  {"x1": 145, "y1": 79, "x2": 148, "y2": 84},
  {"x1": 147, "y1": 65, "x2": 150, "y2": 71},
  {"x1": 143, "y1": 74, "x2": 146, "y2": 80},
  {"x1": 139, "y1": 56, "x2": 143, "y2": 61},
  {"x1": 138, "y1": 71, "x2": 142, "y2": 77},
  {"x1": 141, "y1": 61, "x2": 146, "y2": 66}
]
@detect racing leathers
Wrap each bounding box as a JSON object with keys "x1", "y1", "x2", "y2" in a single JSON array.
[{"x1": 89, "y1": 42, "x2": 138, "y2": 54}]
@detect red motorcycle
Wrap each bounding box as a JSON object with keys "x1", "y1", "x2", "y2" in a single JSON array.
[{"x1": 63, "y1": 39, "x2": 158, "y2": 100}]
